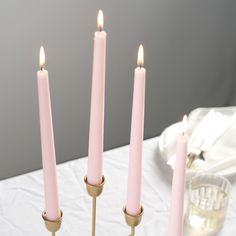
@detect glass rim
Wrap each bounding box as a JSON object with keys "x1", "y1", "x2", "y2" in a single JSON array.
[{"x1": 189, "y1": 173, "x2": 231, "y2": 199}]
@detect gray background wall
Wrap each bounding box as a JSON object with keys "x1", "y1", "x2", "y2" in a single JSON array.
[{"x1": 0, "y1": 0, "x2": 236, "y2": 180}]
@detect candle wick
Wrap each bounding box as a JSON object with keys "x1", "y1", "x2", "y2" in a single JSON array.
[{"x1": 40, "y1": 66, "x2": 44, "y2": 71}]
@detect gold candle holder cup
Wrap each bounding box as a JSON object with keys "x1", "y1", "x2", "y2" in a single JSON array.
[
  {"x1": 84, "y1": 175, "x2": 105, "y2": 198},
  {"x1": 42, "y1": 210, "x2": 63, "y2": 236},
  {"x1": 123, "y1": 206, "x2": 144, "y2": 236}
]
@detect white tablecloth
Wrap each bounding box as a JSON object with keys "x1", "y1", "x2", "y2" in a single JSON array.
[{"x1": 0, "y1": 137, "x2": 235, "y2": 236}]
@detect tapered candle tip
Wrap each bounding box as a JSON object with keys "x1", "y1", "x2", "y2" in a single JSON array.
[
  {"x1": 97, "y1": 10, "x2": 104, "y2": 31},
  {"x1": 182, "y1": 115, "x2": 188, "y2": 134},
  {"x1": 137, "y1": 44, "x2": 144, "y2": 67},
  {"x1": 40, "y1": 46, "x2": 45, "y2": 70}
]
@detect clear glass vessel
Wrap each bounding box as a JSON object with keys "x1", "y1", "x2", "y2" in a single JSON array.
[{"x1": 185, "y1": 173, "x2": 231, "y2": 234}]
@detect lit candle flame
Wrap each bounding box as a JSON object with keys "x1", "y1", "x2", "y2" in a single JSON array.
[
  {"x1": 182, "y1": 114, "x2": 188, "y2": 134},
  {"x1": 97, "y1": 10, "x2": 104, "y2": 31},
  {"x1": 40, "y1": 46, "x2": 45, "y2": 70},
  {"x1": 137, "y1": 44, "x2": 144, "y2": 67}
]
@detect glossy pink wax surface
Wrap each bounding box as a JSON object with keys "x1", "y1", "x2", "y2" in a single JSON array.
[
  {"x1": 88, "y1": 31, "x2": 107, "y2": 185},
  {"x1": 37, "y1": 70, "x2": 60, "y2": 221},
  {"x1": 126, "y1": 67, "x2": 146, "y2": 215},
  {"x1": 168, "y1": 134, "x2": 188, "y2": 236}
]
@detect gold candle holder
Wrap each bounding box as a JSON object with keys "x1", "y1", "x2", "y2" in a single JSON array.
[
  {"x1": 42, "y1": 210, "x2": 63, "y2": 236},
  {"x1": 84, "y1": 175, "x2": 105, "y2": 236},
  {"x1": 123, "y1": 206, "x2": 144, "y2": 236}
]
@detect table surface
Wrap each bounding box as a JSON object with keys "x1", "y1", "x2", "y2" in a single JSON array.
[{"x1": 0, "y1": 137, "x2": 235, "y2": 236}]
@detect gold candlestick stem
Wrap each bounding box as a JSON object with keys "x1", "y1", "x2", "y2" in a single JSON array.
[
  {"x1": 92, "y1": 197, "x2": 96, "y2": 236},
  {"x1": 42, "y1": 210, "x2": 63, "y2": 236},
  {"x1": 131, "y1": 226, "x2": 135, "y2": 236},
  {"x1": 123, "y1": 206, "x2": 144, "y2": 236},
  {"x1": 84, "y1": 176, "x2": 105, "y2": 236}
]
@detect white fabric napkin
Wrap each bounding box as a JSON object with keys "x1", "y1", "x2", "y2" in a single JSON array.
[{"x1": 159, "y1": 107, "x2": 236, "y2": 178}]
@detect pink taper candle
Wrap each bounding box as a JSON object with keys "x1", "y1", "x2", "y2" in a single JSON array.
[
  {"x1": 37, "y1": 46, "x2": 60, "y2": 220},
  {"x1": 126, "y1": 45, "x2": 146, "y2": 215},
  {"x1": 168, "y1": 115, "x2": 188, "y2": 236},
  {"x1": 87, "y1": 10, "x2": 107, "y2": 185}
]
